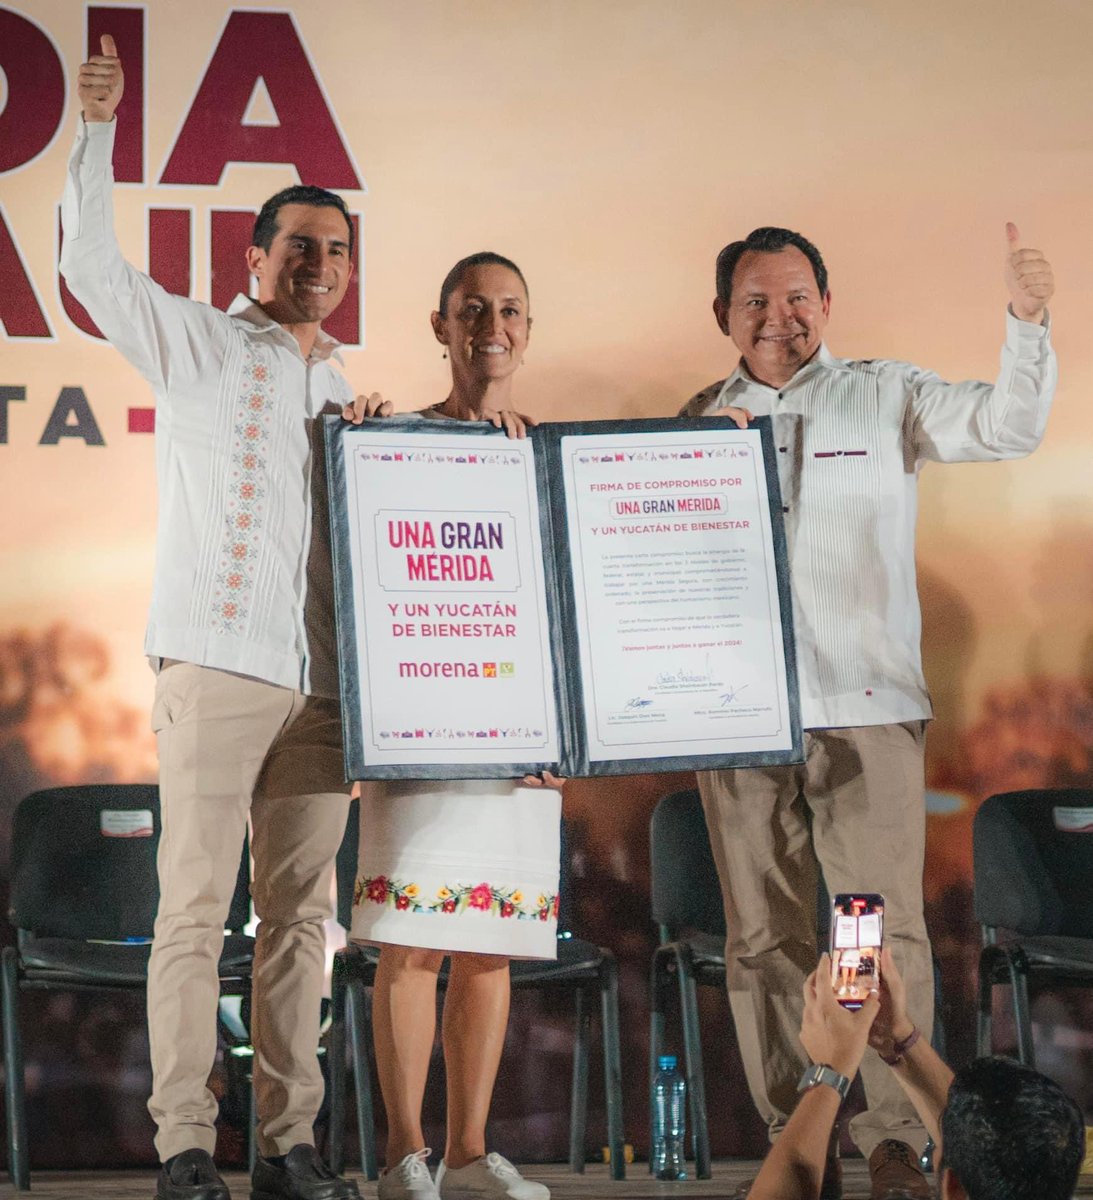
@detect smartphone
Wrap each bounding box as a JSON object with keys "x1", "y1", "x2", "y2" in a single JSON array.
[{"x1": 829, "y1": 893, "x2": 884, "y2": 1009}]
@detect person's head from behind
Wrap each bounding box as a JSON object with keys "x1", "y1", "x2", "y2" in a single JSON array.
[
  {"x1": 246, "y1": 185, "x2": 355, "y2": 327},
  {"x1": 431, "y1": 251, "x2": 531, "y2": 394},
  {"x1": 712, "y1": 226, "x2": 830, "y2": 387},
  {"x1": 939, "y1": 1056, "x2": 1083, "y2": 1200}
]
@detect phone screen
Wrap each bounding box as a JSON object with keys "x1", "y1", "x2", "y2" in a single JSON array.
[{"x1": 829, "y1": 893, "x2": 884, "y2": 1009}]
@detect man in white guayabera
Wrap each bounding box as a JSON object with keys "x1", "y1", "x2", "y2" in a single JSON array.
[
  {"x1": 679, "y1": 224, "x2": 1055, "y2": 1200},
  {"x1": 62, "y1": 35, "x2": 388, "y2": 1200}
]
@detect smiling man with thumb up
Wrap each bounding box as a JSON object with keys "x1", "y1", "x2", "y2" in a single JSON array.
[
  {"x1": 64, "y1": 33, "x2": 369, "y2": 1200},
  {"x1": 680, "y1": 222, "x2": 1055, "y2": 1200}
]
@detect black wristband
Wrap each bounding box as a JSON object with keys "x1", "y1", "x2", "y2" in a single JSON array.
[{"x1": 879, "y1": 1026, "x2": 920, "y2": 1067}]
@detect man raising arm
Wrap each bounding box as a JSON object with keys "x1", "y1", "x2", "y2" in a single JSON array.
[
  {"x1": 749, "y1": 948, "x2": 1083, "y2": 1200},
  {"x1": 749, "y1": 958, "x2": 879, "y2": 1200},
  {"x1": 65, "y1": 36, "x2": 379, "y2": 1200},
  {"x1": 870, "y1": 949, "x2": 1083, "y2": 1200},
  {"x1": 682, "y1": 222, "x2": 1055, "y2": 1199}
]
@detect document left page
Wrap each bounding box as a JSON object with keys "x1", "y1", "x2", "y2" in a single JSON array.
[{"x1": 329, "y1": 421, "x2": 562, "y2": 779}]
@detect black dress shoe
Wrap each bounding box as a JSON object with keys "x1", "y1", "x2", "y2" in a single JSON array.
[
  {"x1": 251, "y1": 1144, "x2": 361, "y2": 1200},
  {"x1": 156, "y1": 1148, "x2": 231, "y2": 1200}
]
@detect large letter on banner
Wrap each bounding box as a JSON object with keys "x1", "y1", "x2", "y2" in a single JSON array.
[{"x1": 159, "y1": 11, "x2": 362, "y2": 188}]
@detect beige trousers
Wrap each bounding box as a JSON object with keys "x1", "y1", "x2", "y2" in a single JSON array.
[
  {"x1": 147, "y1": 662, "x2": 351, "y2": 1160},
  {"x1": 697, "y1": 721, "x2": 933, "y2": 1158}
]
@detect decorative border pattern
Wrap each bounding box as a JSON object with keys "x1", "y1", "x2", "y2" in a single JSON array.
[
  {"x1": 575, "y1": 445, "x2": 749, "y2": 464},
  {"x1": 209, "y1": 346, "x2": 274, "y2": 634},
  {"x1": 377, "y1": 721, "x2": 544, "y2": 743},
  {"x1": 355, "y1": 448, "x2": 523, "y2": 467},
  {"x1": 355, "y1": 875, "x2": 560, "y2": 922}
]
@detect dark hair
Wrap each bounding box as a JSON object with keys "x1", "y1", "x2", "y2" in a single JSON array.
[
  {"x1": 940, "y1": 1057, "x2": 1084, "y2": 1200},
  {"x1": 252, "y1": 185, "x2": 354, "y2": 257},
  {"x1": 438, "y1": 251, "x2": 529, "y2": 316},
  {"x1": 715, "y1": 227, "x2": 827, "y2": 304}
]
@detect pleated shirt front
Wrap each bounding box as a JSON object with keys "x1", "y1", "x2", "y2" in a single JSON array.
[{"x1": 681, "y1": 315, "x2": 1055, "y2": 729}]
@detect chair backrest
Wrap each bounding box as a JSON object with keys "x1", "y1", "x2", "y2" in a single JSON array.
[
  {"x1": 557, "y1": 817, "x2": 575, "y2": 936},
  {"x1": 335, "y1": 797, "x2": 360, "y2": 930},
  {"x1": 973, "y1": 788, "x2": 1093, "y2": 938},
  {"x1": 649, "y1": 788, "x2": 726, "y2": 940},
  {"x1": 8, "y1": 784, "x2": 251, "y2": 940}
]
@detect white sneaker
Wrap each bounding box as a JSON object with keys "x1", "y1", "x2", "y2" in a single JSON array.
[
  {"x1": 436, "y1": 1153, "x2": 550, "y2": 1200},
  {"x1": 378, "y1": 1148, "x2": 440, "y2": 1200}
]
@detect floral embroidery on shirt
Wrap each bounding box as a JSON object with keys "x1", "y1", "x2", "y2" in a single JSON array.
[
  {"x1": 210, "y1": 346, "x2": 274, "y2": 634},
  {"x1": 355, "y1": 875, "x2": 559, "y2": 922}
]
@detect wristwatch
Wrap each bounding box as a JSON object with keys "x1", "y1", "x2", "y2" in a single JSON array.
[{"x1": 797, "y1": 1063, "x2": 852, "y2": 1101}]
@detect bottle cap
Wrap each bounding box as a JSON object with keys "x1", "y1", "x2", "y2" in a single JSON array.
[{"x1": 657, "y1": 1054, "x2": 678, "y2": 1070}]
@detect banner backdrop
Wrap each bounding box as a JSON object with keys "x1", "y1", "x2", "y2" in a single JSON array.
[{"x1": 2, "y1": 0, "x2": 1092, "y2": 1167}]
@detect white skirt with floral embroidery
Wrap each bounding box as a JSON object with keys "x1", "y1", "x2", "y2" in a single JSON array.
[{"x1": 351, "y1": 779, "x2": 561, "y2": 959}]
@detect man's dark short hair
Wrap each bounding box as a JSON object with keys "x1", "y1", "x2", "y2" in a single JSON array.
[
  {"x1": 715, "y1": 227, "x2": 827, "y2": 304},
  {"x1": 438, "y1": 251, "x2": 529, "y2": 316},
  {"x1": 940, "y1": 1056, "x2": 1084, "y2": 1200},
  {"x1": 252, "y1": 185, "x2": 354, "y2": 258}
]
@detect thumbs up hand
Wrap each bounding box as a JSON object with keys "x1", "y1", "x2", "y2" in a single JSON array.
[
  {"x1": 77, "y1": 34, "x2": 124, "y2": 123},
  {"x1": 1004, "y1": 222, "x2": 1054, "y2": 325}
]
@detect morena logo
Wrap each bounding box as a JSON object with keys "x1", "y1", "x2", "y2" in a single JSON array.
[{"x1": 397, "y1": 662, "x2": 516, "y2": 679}]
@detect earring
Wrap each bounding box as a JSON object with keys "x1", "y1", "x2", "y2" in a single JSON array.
[{"x1": 442, "y1": 350, "x2": 448, "y2": 360}]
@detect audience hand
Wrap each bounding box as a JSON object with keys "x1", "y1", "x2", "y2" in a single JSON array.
[
  {"x1": 800, "y1": 953, "x2": 879, "y2": 1079},
  {"x1": 342, "y1": 392, "x2": 392, "y2": 423},
  {"x1": 867, "y1": 946, "x2": 916, "y2": 1059}
]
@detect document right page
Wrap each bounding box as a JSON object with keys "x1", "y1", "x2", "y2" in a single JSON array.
[{"x1": 556, "y1": 419, "x2": 799, "y2": 771}]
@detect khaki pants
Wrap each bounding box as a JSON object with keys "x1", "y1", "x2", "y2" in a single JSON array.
[
  {"x1": 147, "y1": 663, "x2": 351, "y2": 1160},
  {"x1": 697, "y1": 721, "x2": 933, "y2": 1158}
]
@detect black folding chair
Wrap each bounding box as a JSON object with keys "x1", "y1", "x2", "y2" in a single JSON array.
[
  {"x1": 974, "y1": 787, "x2": 1093, "y2": 1064},
  {"x1": 1, "y1": 784, "x2": 255, "y2": 1190},
  {"x1": 326, "y1": 818, "x2": 626, "y2": 1180},
  {"x1": 648, "y1": 788, "x2": 725, "y2": 1180}
]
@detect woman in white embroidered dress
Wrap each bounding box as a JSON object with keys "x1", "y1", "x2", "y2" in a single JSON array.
[{"x1": 353, "y1": 252, "x2": 564, "y2": 1200}]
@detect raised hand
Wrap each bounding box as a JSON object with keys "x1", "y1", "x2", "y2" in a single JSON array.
[
  {"x1": 866, "y1": 946, "x2": 916, "y2": 1060},
  {"x1": 1004, "y1": 222, "x2": 1054, "y2": 324},
  {"x1": 800, "y1": 953, "x2": 879, "y2": 1079},
  {"x1": 77, "y1": 34, "x2": 124, "y2": 123}
]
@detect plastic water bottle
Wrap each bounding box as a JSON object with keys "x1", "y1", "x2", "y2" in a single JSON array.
[{"x1": 651, "y1": 1054, "x2": 687, "y2": 1180}]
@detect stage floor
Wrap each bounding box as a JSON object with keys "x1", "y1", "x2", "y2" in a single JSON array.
[{"x1": 14, "y1": 1162, "x2": 1093, "y2": 1198}]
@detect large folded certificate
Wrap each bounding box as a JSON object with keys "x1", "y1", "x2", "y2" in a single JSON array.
[{"x1": 326, "y1": 416, "x2": 802, "y2": 779}]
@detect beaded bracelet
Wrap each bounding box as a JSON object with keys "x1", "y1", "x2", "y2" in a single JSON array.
[{"x1": 879, "y1": 1026, "x2": 920, "y2": 1066}]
